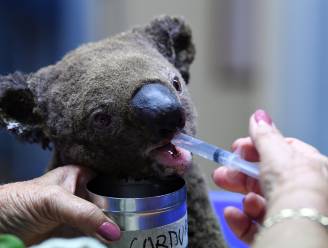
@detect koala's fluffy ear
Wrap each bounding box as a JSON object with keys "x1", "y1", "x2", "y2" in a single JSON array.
[
  {"x1": 0, "y1": 72, "x2": 49, "y2": 148},
  {"x1": 144, "y1": 16, "x2": 195, "y2": 84}
]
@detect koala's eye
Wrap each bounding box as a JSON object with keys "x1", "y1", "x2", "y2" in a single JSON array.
[
  {"x1": 91, "y1": 112, "x2": 112, "y2": 129},
  {"x1": 172, "y1": 76, "x2": 182, "y2": 93}
]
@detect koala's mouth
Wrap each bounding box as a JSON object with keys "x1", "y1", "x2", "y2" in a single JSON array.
[{"x1": 148, "y1": 140, "x2": 192, "y2": 175}]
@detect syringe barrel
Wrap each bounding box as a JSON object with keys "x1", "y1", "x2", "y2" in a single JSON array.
[
  {"x1": 172, "y1": 133, "x2": 259, "y2": 179},
  {"x1": 229, "y1": 156, "x2": 259, "y2": 179},
  {"x1": 213, "y1": 149, "x2": 259, "y2": 179}
]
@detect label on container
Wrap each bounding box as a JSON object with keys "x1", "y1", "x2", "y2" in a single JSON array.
[{"x1": 109, "y1": 214, "x2": 188, "y2": 248}]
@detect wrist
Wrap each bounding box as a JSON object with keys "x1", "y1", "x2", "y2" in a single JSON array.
[
  {"x1": 267, "y1": 181, "x2": 328, "y2": 215},
  {"x1": 264, "y1": 165, "x2": 328, "y2": 205}
]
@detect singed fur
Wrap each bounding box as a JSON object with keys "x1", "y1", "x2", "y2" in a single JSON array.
[{"x1": 0, "y1": 16, "x2": 226, "y2": 248}]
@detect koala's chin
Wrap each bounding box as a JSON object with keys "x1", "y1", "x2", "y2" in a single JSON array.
[{"x1": 102, "y1": 137, "x2": 193, "y2": 182}]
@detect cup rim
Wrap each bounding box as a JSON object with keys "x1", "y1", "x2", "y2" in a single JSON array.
[{"x1": 86, "y1": 176, "x2": 186, "y2": 212}]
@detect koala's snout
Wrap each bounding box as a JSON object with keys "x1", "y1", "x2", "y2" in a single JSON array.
[{"x1": 131, "y1": 83, "x2": 185, "y2": 139}]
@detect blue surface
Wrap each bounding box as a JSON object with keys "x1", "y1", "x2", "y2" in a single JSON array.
[{"x1": 210, "y1": 191, "x2": 249, "y2": 248}]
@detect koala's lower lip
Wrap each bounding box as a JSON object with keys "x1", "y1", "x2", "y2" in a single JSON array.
[{"x1": 149, "y1": 142, "x2": 192, "y2": 175}]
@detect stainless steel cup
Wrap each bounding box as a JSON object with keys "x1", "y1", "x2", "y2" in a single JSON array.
[{"x1": 87, "y1": 176, "x2": 188, "y2": 248}]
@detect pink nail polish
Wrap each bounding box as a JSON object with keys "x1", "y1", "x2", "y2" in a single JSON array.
[
  {"x1": 254, "y1": 109, "x2": 272, "y2": 125},
  {"x1": 97, "y1": 222, "x2": 121, "y2": 241}
]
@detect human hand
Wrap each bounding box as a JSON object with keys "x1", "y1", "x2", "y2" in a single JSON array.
[
  {"x1": 0, "y1": 165, "x2": 121, "y2": 246},
  {"x1": 213, "y1": 110, "x2": 328, "y2": 244}
]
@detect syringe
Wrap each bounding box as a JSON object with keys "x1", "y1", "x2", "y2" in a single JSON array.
[{"x1": 172, "y1": 133, "x2": 259, "y2": 179}]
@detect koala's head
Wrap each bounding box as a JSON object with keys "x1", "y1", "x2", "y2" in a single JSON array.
[{"x1": 0, "y1": 16, "x2": 196, "y2": 180}]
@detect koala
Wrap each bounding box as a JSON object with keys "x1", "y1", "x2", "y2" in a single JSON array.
[{"x1": 0, "y1": 16, "x2": 226, "y2": 248}]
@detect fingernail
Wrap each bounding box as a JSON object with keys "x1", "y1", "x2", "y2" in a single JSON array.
[
  {"x1": 97, "y1": 222, "x2": 121, "y2": 241},
  {"x1": 254, "y1": 109, "x2": 272, "y2": 125}
]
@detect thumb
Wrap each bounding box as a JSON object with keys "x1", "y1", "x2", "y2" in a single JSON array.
[
  {"x1": 43, "y1": 187, "x2": 121, "y2": 242},
  {"x1": 249, "y1": 110, "x2": 291, "y2": 165}
]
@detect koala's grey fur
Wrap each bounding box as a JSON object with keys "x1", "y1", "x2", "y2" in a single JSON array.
[{"x1": 0, "y1": 16, "x2": 226, "y2": 248}]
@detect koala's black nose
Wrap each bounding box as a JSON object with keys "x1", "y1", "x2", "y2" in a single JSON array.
[{"x1": 131, "y1": 83, "x2": 185, "y2": 139}]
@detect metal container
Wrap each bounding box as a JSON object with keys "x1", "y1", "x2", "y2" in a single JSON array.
[{"x1": 87, "y1": 176, "x2": 188, "y2": 248}]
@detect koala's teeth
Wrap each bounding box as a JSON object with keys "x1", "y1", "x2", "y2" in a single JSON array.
[
  {"x1": 149, "y1": 142, "x2": 192, "y2": 176},
  {"x1": 159, "y1": 143, "x2": 180, "y2": 158},
  {"x1": 168, "y1": 146, "x2": 181, "y2": 158}
]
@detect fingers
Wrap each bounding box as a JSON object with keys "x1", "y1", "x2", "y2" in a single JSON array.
[
  {"x1": 39, "y1": 166, "x2": 120, "y2": 243},
  {"x1": 213, "y1": 137, "x2": 261, "y2": 194},
  {"x1": 224, "y1": 193, "x2": 266, "y2": 244},
  {"x1": 224, "y1": 207, "x2": 258, "y2": 244},
  {"x1": 214, "y1": 109, "x2": 290, "y2": 194},
  {"x1": 232, "y1": 137, "x2": 319, "y2": 163},
  {"x1": 39, "y1": 165, "x2": 96, "y2": 194},
  {"x1": 249, "y1": 110, "x2": 291, "y2": 165},
  {"x1": 213, "y1": 167, "x2": 261, "y2": 194},
  {"x1": 232, "y1": 137, "x2": 260, "y2": 162},
  {"x1": 41, "y1": 186, "x2": 121, "y2": 243},
  {"x1": 243, "y1": 193, "x2": 266, "y2": 222}
]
